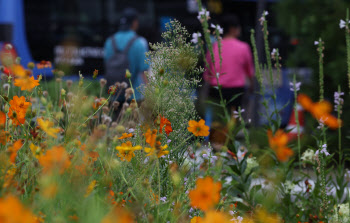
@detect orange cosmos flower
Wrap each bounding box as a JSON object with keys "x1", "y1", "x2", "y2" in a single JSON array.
[
  {"x1": 37, "y1": 118, "x2": 60, "y2": 138},
  {"x1": 267, "y1": 130, "x2": 294, "y2": 162},
  {"x1": 189, "y1": 176, "x2": 221, "y2": 211},
  {"x1": 191, "y1": 216, "x2": 203, "y2": 223},
  {"x1": 7, "y1": 140, "x2": 23, "y2": 163},
  {"x1": 188, "y1": 119, "x2": 210, "y2": 137},
  {"x1": 0, "y1": 111, "x2": 9, "y2": 145},
  {"x1": 0, "y1": 195, "x2": 37, "y2": 223},
  {"x1": 158, "y1": 115, "x2": 173, "y2": 136},
  {"x1": 144, "y1": 128, "x2": 169, "y2": 158},
  {"x1": 115, "y1": 141, "x2": 142, "y2": 162},
  {"x1": 12, "y1": 64, "x2": 27, "y2": 77},
  {"x1": 202, "y1": 211, "x2": 231, "y2": 223},
  {"x1": 101, "y1": 207, "x2": 134, "y2": 223},
  {"x1": 118, "y1": 133, "x2": 133, "y2": 140},
  {"x1": 14, "y1": 75, "x2": 39, "y2": 91},
  {"x1": 8, "y1": 96, "x2": 31, "y2": 126},
  {"x1": 38, "y1": 146, "x2": 71, "y2": 174},
  {"x1": 297, "y1": 94, "x2": 342, "y2": 129}
]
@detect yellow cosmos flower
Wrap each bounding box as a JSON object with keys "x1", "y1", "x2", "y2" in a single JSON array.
[
  {"x1": 115, "y1": 141, "x2": 142, "y2": 162},
  {"x1": 144, "y1": 144, "x2": 169, "y2": 158},
  {"x1": 30, "y1": 143, "x2": 42, "y2": 159},
  {"x1": 37, "y1": 118, "x2": 60, "y2": 138},
  {"x1": 84, "y1": 180, "x2": 97, "y2": 197}
]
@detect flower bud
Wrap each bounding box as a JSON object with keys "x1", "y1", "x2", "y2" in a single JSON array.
[
  {"x1": 93, "y1": 69, "x2": 99, "y2": 79},
  {"x1": 27, "y1": 62, "x2": 35, "y2": 70},
  {"x1": 125, "y1": 69, "x2": 132, "y2": 79}
]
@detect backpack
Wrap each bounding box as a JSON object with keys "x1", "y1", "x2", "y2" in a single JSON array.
[{"x1": 105, "y1": 35, "x2": 138, "y2": 86}]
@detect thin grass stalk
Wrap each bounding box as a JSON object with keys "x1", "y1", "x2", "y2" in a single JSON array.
[
  {"x1": 346, "y1": 9, "x2": 350, "y2": 94},
  {"x1": 317, "y1": 38, "x2": 324, "y2": 101}
]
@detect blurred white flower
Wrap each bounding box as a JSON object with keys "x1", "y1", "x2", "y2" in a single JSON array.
[
  {"x1": 314, "y1": 41, "x2": 319, "y2": 45},
  {"x1": 197, "y1": 8, "x2": 210, "y2": 20},
  {"x1": 315, "y1": 144, "x2": 330, "y2": 156},
  {"x1": 340, "y1": 19, "x2": 346, "y2": 29},
  {"x1": 211, "y1": 23, "x2": 223, "y2": 34},
  {"x1": 289, "y1": 81, "x2": 301, "y2": 92},
  {"x1": 191, "y1": 32, "x2": 202, "y2": 44}
]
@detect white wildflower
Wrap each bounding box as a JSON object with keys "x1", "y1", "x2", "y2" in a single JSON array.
[
  {"x1": 197, "y1": 8, "x2": 210, "y2": 20},
  {"x1": 191, "y1": 32, "x2": 202, "y2": 44},
  {"x1": 211, "y1": 23, "x2": 223, "y2": 34},
  {"x1": 314, "y1": 41, "x2": 319, "y2": 45},
  {"x1": 315, "y1": 144, "x2": 330, "y2": 156},
  {"x1": 233, "y1": 109, "x2": 245, "y2": 119},
  {"x1": 289, "y1": 81, "x2": 301, "y2": 92},
  {"x1": 284, "y1": 180, "x2": 296, "y2": 194},
  {"x1": 334, "y1": 91, "x2": 344, "y2": 111},
  {"x1": 340, "y1": 19, "x2": 346, "y2": 29}
]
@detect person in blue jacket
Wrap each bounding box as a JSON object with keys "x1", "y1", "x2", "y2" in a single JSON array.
[{"x1": 103, "y1": 8, "x2": 149, "y2": 101}]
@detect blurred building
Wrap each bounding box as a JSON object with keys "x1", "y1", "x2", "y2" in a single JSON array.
[
  {"x1": 27, "y1": 0, "x2": 284, "y2": 74},
  {"x1": 1, "y1": 0, "x2": 283, "y2": 76}
]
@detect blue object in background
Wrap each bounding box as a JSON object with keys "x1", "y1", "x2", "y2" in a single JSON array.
[
  {"x1": 258, "y1": 69, "x2": 294, "y2": 127},
  {"x1": 0, "y1": 0, "x2": 53, "y2": 77},
  {"x1": 160, "y1": 16, "x2": 174, "y2": 33}
]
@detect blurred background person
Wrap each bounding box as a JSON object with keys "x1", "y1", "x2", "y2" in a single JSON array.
[
  {"x1": 204, "y1": 14, "x2": 254, "y2": 119},
  {"x1": 103, "y1": 7, "x2": 149, "y2": 103},
  {"x1": 203, "y1": 14, "x2": 254, "y2": 146}
]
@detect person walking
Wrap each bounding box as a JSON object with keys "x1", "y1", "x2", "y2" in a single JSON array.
[
  {"x1": 103, "y1": 8, "x2": 149, "y2": 102},
  {"x1": 204, "y1": 14, "x2": 254, "y2": 118}
]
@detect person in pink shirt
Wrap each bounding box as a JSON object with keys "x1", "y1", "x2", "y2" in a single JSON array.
[{"x1": 204, "y1": 15, "x2": 254, "y2": 118}]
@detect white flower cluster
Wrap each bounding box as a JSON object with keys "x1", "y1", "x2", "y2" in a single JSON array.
[
  {"x1": 244, "y1": 157, "x2": 259, "y2": 175},
  {"x1": 229, "y1": 210, "x2": 243, "y2": 222},
  {"x1": 330, "y1": 203, "x2": 350, "y2": 223},
  {"x1": 300, "y1": 148, "x2": 315, "y2": 163},
  {"x1": 283, "y1": 180, "x2": 296, "y2": 194}
]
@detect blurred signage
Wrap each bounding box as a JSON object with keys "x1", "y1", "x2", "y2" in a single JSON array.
[{"x1": 54, "y1": 45, "x2": 104, "y2": 66}]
